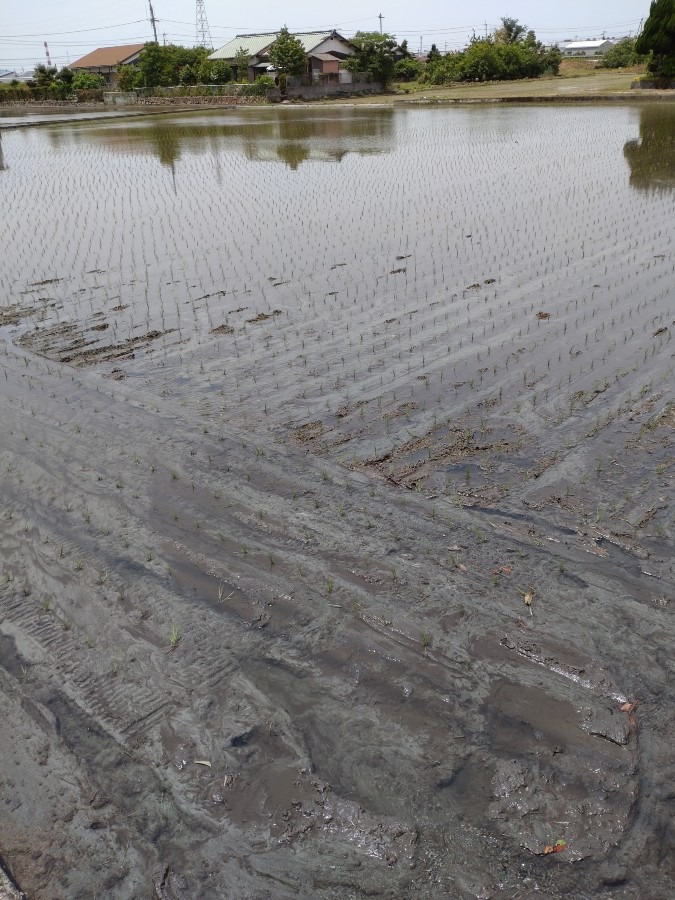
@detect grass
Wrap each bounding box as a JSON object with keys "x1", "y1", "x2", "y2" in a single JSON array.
[
  {"x1": 169, "y1": 623, "x2": 181, "y2": 649},
  {"x1": 343, "y1": 66, "x2": 644, "y2": 106}
]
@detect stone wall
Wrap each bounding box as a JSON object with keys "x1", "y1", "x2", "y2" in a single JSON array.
[
  {"x1": 136, "y1": 95, "x2": 264, "y2": 106},
  {"x1": 267, "y1": 82, "x2": 383, "y2": 101}
]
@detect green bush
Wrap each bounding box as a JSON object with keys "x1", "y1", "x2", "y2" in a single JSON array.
[
  {"x1": 394, "y1": 57, "x2": 423, "y2": 81},
  {"x1": 0, "y1": 82, "x2": 31, "y2": 102},
  {"x1": 420, "y1": 19, "x2": 561, "y2": 85},
  {"x1": 239, "y1": 74, "x2": 275, "y2": 96},
  {"x1": 599, "y1": 38, "x2": 644, "y2": 68},
  {"x1": 71, "y1": 71, "x2": 106, "y2": 90}
]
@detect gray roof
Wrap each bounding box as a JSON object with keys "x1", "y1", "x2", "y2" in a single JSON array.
[
  {"x1": 210, "y1": 31, "x2": 334, "y2": 61},
  {"x1": 563, "y1": 40, "x2": 613, "y2": 49}
]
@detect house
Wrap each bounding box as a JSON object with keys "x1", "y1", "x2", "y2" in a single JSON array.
[
  {"x1": 209, "y1": 30, "x2": 356, "y2": 82},
  {"x1": 70, "y1": 44, "x2": 145, "y2": 86},
  {"x1": 561, "y1": 40, "x2": 615, "y2": 58}
]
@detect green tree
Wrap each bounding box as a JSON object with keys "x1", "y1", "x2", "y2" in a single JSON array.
[
  {"x1": 268, "y1": 27, "x2": 307, "y2": 77},
  {"x1": 344, "y1": 31, "x2": 398, "y2": 86},
  {"x1": 636, "y1": 0, "x2": 675, "y2": 76},
  {"x1": 179, "y1": 65, "x2": 197, "y2": 85},
  {"x1": 494, "y1": 17, "x2": 529, "y2": 44},
  {"x1": 57, "y1": 67, "x2": 74, "y2": 86},
  {"x1": 427, "y1": 43, "x2": 441, "y2": 64},
  {"x1": 72, "y1": 71, "x2": 106, "y2": 90},
  {"x1": 210, "y1": 60, "x2": 232, "y2": 84},
  {"x1": 137, "y1": 43, "x2": 210, "y2": 87},
  {"x1": 116, "y1": 64, "x2": 137, "y2": 90},
  {"x1": 233, "y1": 46, "x2": 250, "y2": 81},
  {"x1": 33, "y1": 64, "x2": 57, "y2": 88},
  {"x1": 394, "y1": 57, "x2": 423, "y2": 81},
  {"x1": 599, "y1": 37, "x2": 643, "y2": 68}
]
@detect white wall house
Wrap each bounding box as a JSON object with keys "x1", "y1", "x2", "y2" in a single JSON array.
[{"x1": 561, "y1": 40, "x2": 615, "y2": 58}]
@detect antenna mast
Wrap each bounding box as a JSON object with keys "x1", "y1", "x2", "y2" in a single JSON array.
[
  {"x1": 148, "y1": 1, "x2": 159, "y2": 44},
  {"x1": 196, "y1": 0, "x2": 213, "y2": 49}
]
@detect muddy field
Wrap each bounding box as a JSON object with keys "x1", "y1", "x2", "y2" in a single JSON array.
[{"x1": 0, "y1": 104, "x2": 674, "y2": 899}]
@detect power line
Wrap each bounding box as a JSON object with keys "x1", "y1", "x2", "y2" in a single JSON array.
[{"x1": 2, "y1": 20, "x2": 146, "y2": 38}]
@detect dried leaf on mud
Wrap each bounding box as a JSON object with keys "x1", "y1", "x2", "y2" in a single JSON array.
[
  {"x1": 543, "y1": 840, "x2": 567, "y2": 855},
  {"x1": 194, "y1": 760, "x2": 212, "y2": 767}
]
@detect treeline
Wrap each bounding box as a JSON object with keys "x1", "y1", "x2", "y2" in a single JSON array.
[
  {"x1": 0, "y1": 64, "x2": 106, "y2": 101},
  {"x1": 117, "y1": 44, "x2": 234, "y2": 90},
  {"x1": 399, "y1": 19, "x2": 563, "y2": 85}
]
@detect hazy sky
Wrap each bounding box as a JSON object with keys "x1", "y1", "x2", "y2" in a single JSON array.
[{"x1": 2, "y1": 1, "x2": 648, "y2": 72}]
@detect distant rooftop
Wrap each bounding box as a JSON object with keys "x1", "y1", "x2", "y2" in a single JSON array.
[
  {"x1": 210, "y1": 32, "x2": 337, "y2": 60},
  {"x1": 70, "y1": 44, "x2": 145, "y2": 69},
  {"x1": 563, "y1": 40, "x2": 613, "y2": 49}
]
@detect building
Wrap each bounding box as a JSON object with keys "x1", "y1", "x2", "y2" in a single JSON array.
[
  {"x1": 561, "y1": 40, "x2": 615, "y2": 58},
  {"x1": 0, "y1": 68, "x2": 31, "y2": 83},
  {"x1": 70, "y1": 44, "x2": 145, "y2": 86},
  {"x1": 209, "y1": 31, "x2": 356, "y2": 82}
]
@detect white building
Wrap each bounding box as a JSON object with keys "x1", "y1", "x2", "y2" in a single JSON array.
[{"x1": 561, "y1": 40, "x2": 615, "y2": 58}]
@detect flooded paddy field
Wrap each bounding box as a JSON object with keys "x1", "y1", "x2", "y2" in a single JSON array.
[{"x1": 0, "y1": 104, "x2": 674, "y2": 898}]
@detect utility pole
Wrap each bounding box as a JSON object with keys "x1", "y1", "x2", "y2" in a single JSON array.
[
  {"x1": 378, "y1": 13, "x2": 384, "y2": 35},
  {"x1": 148, "y1": 1, "x2": 159, "y2": 44},
  {"x1": 196, "y1": 0, "x2": 213, "y2": 49}
]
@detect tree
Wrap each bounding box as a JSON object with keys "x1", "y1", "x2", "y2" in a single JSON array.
[
  {"x1": 268, "y1": 27, "x2": 307, "y2": 77},
  {"x1": 210, "y1": 60, "x2": 232, "y2": 84},
  {"x1": 72, "y1": 71, "x2": 106, "y2": 90},
  {"x1": 635, "y1": 0, "x2": 675, "y2": 76},
  {"x1": 33, "y1": 64, "x2": 57, "y2": 88},
  {"x1": 57, "y1": 67, "x2": 74, "y2": 86},
  {"x1": 233, "y1": 46, "x2": 250, "y2": 81},
  {"x1": 599, "y1": 38, "x2": 643, "y2": 69},
  {"x1": 179, "y1": 65, "x2": 198, "y2": 85},
  {"x1": 494, "y1": 17, "x2": 529, "y2": 45},
  {"x1": 137, "y1": 43, "x2": 210, "y2": 87},
  {"x1": 427, "y1": 43, "x2": 441, "y2": 64},
  {"x1": 344, "y1": 31, "x2": 398, "y2": 86},
  {"x1": 116, "y1": 64, "x2": 137, "y2": 91},
  {"x1": 394, "y1": 57, "x2": 423, "y2": 81}
]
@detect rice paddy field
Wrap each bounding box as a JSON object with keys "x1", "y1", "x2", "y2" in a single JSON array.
[{"x1": 0, "y1": 103, "x2": 674, "y2": 898}]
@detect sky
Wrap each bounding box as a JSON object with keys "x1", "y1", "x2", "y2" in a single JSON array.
[{"x1": 1, "y1": 1, "x2": 648, "y2": 73}]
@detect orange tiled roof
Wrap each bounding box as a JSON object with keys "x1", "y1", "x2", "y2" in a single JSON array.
[{"x1": 70, "y1": 44, "x2": 145, "y2": 69}]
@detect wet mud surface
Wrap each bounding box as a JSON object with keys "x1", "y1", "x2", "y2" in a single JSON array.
[{"x1": 0, "y1": 106, "x2": 674, "y2": 897}]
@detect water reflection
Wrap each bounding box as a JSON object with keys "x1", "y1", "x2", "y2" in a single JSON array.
[
  {"x1": 624, "y1": 105, "x2": 675, "y2": 192},
  {"x1": 48, "y1": 108, "x2": 395, "y2": 171}
]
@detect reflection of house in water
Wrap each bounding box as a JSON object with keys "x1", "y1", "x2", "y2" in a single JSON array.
[
  {"x1": 47, "y1": 109, "x2": 395, "y2": 172},
  {"x1": 237, "y1": 110, "x2": 395, "y2": 168},
  {"x1": 624, "y1": 106, "x2": 675, "y2": 192}
]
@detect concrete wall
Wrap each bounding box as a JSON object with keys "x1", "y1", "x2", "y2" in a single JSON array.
[{"x1": 103, "y1": 92, "x2": 138, "y2": 106}]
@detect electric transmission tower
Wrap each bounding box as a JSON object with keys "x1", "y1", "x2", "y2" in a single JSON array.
[{"x1": 196, "y1": 0, "x2": 213, "y2": 49}]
